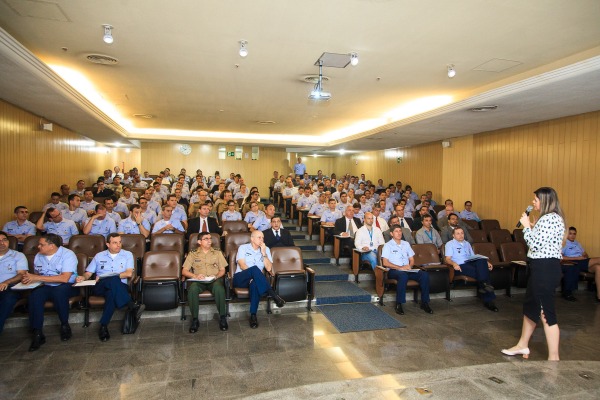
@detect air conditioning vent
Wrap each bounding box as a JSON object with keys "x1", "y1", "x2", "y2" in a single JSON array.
[
  {"x1": 468, "y1": 105, "x2": 498, "y2": 112},
  {"x1": 86, "y1": 54, "x2": 119, "y2": 65}
]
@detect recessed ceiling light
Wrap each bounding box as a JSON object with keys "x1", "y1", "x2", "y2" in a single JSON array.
[
  {"x1": 133, "y1": 114, "x2": 155, "y2": 119},
  {"x1": 468, "y1": 105, "x2": 498, "y2": 112}
]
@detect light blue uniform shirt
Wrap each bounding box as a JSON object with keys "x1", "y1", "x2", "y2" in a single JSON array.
[
  {"x1": 152, "y1": 218, "x2": 185, "y2": 234},
  {"x1": 235, "y1": 243, "x2": 273, "y2": 274},
  {"x1": 87, "y1": 249, "x2": 134, "y2": 284},
  {"x1": 85, "y1": 217, "x2": 117, "y2": 236},
  {"x1": 142, "y1": 209, "x2": 158, "y2": 225},
  {"x1": 244, "y1": 210, "x2": 264, "y2": 224},
  {"x1": 2, "y1": 220, "x2": 36, "y2": 242},
  {"x1": 459, "y1": 210, "x2": 480, "y2": 221},
  {"x1": 293, "y1": 162, "x2": 307, "y2": 176},
  {"x1": 0, "y1": 249, "x2": 28, "y2": 283},
  {"x1": 118, "y1": 218, "x2": 151, "y2": 234},
  {"x1": 106, "y1": 211, "x2": 122, "y2": 224},
  {"x1": 359, "y1": 203, "x2": 372, "y2": 213},
  {"x1": 321, "y1": 209, "x2": 342, "y2": 223},
  {"x1": 33, "y1": 246, "x2": 78, "y2": 286},
  {"x1": 445, "y1": 239, "x2": 475, "y2": 265},
  {"x1": 61, "y1": 208, "x2": 87, "y2": 225},
  {"x1": 562, "y1": 240, "x2": 585, "y2": 258},
  {"x1": 308, "y1": 202, "x2": 327, "y2": 217},
  {"x1": 171, "y1": 205, "x2": 188, "y2": 224},
  {"x1": 298, "y1": 195, "x2": 317, "y2": 209},
  {"x1": 252, "y1": 215, "x2": 272, "y2": 231},
  {"x1": 382, "y1": 239, "x2": 414, "y2": 266},
  {"x1": 113, "y1": 202, "x2": 130, "y2": 217},
  {"x1": 80, "y1": 200, "x2": 99, "y2": 213},
  {"x1": 354, "y1": 210, "x2": 365, "y2": 223},
  {"x1": 222, "y1": 210, "x2": 242, "y2": 221},
  {"x1": 43, "y1": 219, "x2": 79, "y2": 244},
  {"x1": 43, "y1": 202, "x2": 68, "y2": 212},
  {"x1": 380, "y1": 211, "x2": 391, "y2": 222},
  {"x1": 147, "y1": 200, "x2": 161, "y2": 214}
]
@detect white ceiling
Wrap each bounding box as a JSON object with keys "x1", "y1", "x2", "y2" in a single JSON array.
[{"x1": 0, "y1": 0, "x2": 599, "y2": 153}]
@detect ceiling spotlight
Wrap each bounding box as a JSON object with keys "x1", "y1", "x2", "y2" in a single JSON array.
[
  {"x1": 447, "y1": 64, "x2": 456, "y2": 78},
  {"x1": 308, "y1": 60, "x2": 331, "y2": 101},
  {"x1": 239, "y1": 40, "x2": 248, "y2": 57},
  {"x1": 102, "y1": 24, "x2": 113, "y2": 44},
  {"x1": 350, "y1": 52, "x2": 359, "y2": 66}
]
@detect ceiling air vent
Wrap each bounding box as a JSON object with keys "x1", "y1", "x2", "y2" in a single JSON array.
[
  {"x1": 468, "y1": 105, "x2": 498, "y2": 112},
  {"x1": 86, "y1": 54, "x2": 119, "y2": 65}
]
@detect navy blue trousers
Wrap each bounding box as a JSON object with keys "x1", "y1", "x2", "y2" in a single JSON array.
[
  {"x1": 561, "y1": 259, "x2": 588, "y2": 294},
  {"x1": 459, "y1": 259, "x2": 496, "y2": 302},
  {"x1": 92, "y1": 275, "x2": 132, "y2": 325},
  {"x1": 388, "y1": 269, "x2": 431, "y2": 304},
  {"x1": 233, "y1": 266, "x2": 271, "y2": 314},
  {"x1": 0, "y1": 290, "x2": 20, "y2": 333},
  {"x1": 29, "y1": 284, "x2": 79, "y2": 330}
]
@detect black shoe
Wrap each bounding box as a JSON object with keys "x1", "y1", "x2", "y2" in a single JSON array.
[
  {"x1": 421, "y1": 303, "x2": 433, "y2": 314},
  {"x1": 98, "y1": 325, "x2": 110, "y2": 342},
  {"x1": 562, "y1": 294, "x2": 577, "y2": 302},
  {"x1": 249, "y1": 314, "x2": 258, "y2": 329},
  {"x1": 219, "y1": 316, "x2": 228, "y2": 331},
  {"x1": 271, "y1": 292, "x2": 286, "y2": 308},
  {"x1": 395, "y1": 304, "x2": 404, "y2": 315},
  {"x1": 28, "y1": 330, "x2": 46, "y2": 352},
  {"x1": 60, "y1": 324, "x2": 72, "y2": 341},
  {"x1": 189, "y1": 318, "x2": 200, "y2": 334},
  {"x1": 484, "y1": 302, "x2": 499, "y2": 312}
]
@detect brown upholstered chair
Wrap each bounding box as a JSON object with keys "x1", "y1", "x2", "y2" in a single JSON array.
[
  {"x1": 442, "y1": 245, "x2": 478, "y2": 291},
  {"x1": 28, "y1": 211, "x2": 44, "y2": 224},
  {"x1": 68, "y1": 235, "x2": 106, "y2": 262},
  {"x1": 488, "y1": 229, "x2": 513, "y2": 250},
  {"x1": 469, "y1": 230, "x2": 488, "y2": 243},
  {"x1": 223, "y1": 232, "x2": 251, "y2": 258},
  {"x1": 141, "y1": 250, "x2": 182, "y2": 310},
  {"x1": 433, "y1": 205, "x2": 445, "y2": 214},
  {"x1": 22, "y1": 236, "x2": 41, "y2": 255},
  {"x1": 150, "y1": 233, "x2": 185, "y2": 260},
  {"x1": 500, "y1": 242, "x2": 528, "y2": 287},
  {"x1": 513, "y1": 229, "x2": 526, "y2": 245},
  {"x1": 44, "y1": 252, "x2": 88, "y2": 314},
  {"x1": 473, "y1": 242, "x2": 512, "y2": 296},
  {"x1": 462, "y1": 219, "x2": 479, "y2": 230},
  {"x1": 222, "y1": 220, "x2": 248, "y2": 234},
  {"x1": 270, "y1": 247, "x2": 315, "y2": 311},
  {"x1": 120, "y1": 234, "x2": 146, "y2": 276},
  {"x1": 6, "y1": 235, "x2": 18, "y2": 250},
  {"x1": 480, "y1": 219, "x2": 501, "y2": 235},
  {"x1": 352, "y1": 248, "x2": 374, "y2": 284}
]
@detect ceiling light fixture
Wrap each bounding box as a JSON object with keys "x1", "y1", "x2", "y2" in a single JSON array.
[
  {"x1": 239, "y1": 40, "x2": 248, "y2": 57},
  {"x1": 102, "y1": 24, "x2": 114, "y2": 44},
  {"x1": 309, "y1": 60, "x2": 331, "y2": 101},
  {"x1": 350, "y1": 52, "x2": 359, "y2": 66},
  {"x1": 447, "y1": 64, "x2": 456, "y2": 78}
]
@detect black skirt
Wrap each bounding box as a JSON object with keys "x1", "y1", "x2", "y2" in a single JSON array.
[{"x1": 523, "y1": 258, "x2": 562, "y2": 326}]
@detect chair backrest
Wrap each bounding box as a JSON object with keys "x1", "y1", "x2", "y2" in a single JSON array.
[
  {"x1": 142, "y1": 250, "x2": 181, "y2": 280},
  {"x1": 68, "y1": 235, "x2": 106, "y2": 260},
  {"x1": 150, "y1": 233, "x2": 185, "y2": 259},
  {"x1": 28, "y1": 211, "x2": 44, "y2": 224},
  {"x1": 271, "y1": 247, "x2": 304, "y2": 273},
  {"x1": 120, "y1": 234, "x2": 146, "y2": 261},
  {"x1": 469, "y1": 229, "x2": 488, "y2": 243},
  {"x1": 411, "y1": 243, "x2": 441, "y2": 266},
  {"x1": 223, "y1": 232, "x2": 251, "y2": 257},
  {"x1": 462, "y1": 219, "x2": 479, "y2": 230},
  {"x1": 472, "y1": 242, "x2": 500, "y2": 263},
  {"x1": 188, "y1": 233, "x2": 221, "y2": 252},
  {"x1": 6, "y1": 235, "x2": 18, "y2": 250},
  {"x1": 227, "y1": 251, "x2": 238, "y2": 286},
  {"x1": 75, "y1": 252, "x2": 89, "y2": 276},
  {"x1": 480, "y1": 219, "x2": 501, "y2": 234},
  {"x1": 22, "y1": 236, "x2": 41, "y2": 255},
  {"x1": 488, "y1": 229, "x2": 513, "y2": 249},
  {"x1": 117, "y1": 212, "x2": 127, "y2": 219},
  {"x1": 222, "y1": 220, "x2": 248, "y2": 233},
  {"x1": 433, "y1": 205, "x2": 445, "y2": 214},
  {"x1": 513, "y1": 229, "x2": 526, "y2": 245},
  {"x1": 500, "y1": 242, "x2": 527, "y2": 262},
  {"x1": 25, "y1": 254, "x2": 36, "y2": 273}
]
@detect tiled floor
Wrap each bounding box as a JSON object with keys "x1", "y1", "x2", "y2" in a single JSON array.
[{"x1": 1, "y1": 292, "x2": 599, "y2": 399}]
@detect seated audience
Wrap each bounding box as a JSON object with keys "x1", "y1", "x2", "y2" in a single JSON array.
[
  {"x1": 187, "y1": 203, "x2": 222, "y2": 239},
  {"x1": 0, "y1": 231, "x2": 28, "y2": 333},
  {"x1": 42, "y1": 192, "x2": 68, "y2": 212},
  {"x1": 103, "y1": 197, "x2": 122, "y2": 225},
  {"x1": 83, "y1": 204, "x2": 117, "y2": 236},
  {"x1": 80, "y1": 190, "x2": 99, "y2": 216},
  {"x1": 3, "y1": 206, "x2": 36, "y2": 245},
  {"x1": 354, "y1": 212, "x2": 385, "y2": 270},
  {"x1": 441, "y1": 213, "x2": 473, "y2": 244},
  {"x1": 152, "y1": 205, "x2": 185, "y2": 235},
  {"x1": 61, "y1": 194, "x2": 87, "y2": 229},
  {"x1": 263, "y1": 216, "x2": 295, "y2": 248},
  {"x1": 222, "y1": 200, "x2": 242, "y2": 222},
  {"x1": 415, "y1": 215, "x2": 443, "y2": 252},
  {"x1": 118, "y1": 204, "x2": 151, "y2": 238},
  {"x1": 36, "y1": 207, "x2": 79, "y2": 244},
  {"x1": 459, "y1": 201, "x2": 481, "y2": 221},
  {"x1": 93, "y1": 180, "x2": 114, "y2": 197},
  {"x1": 561, "y1": 226, "x2": 600, "y2": 302},
  {"x1": 252, "y1": 204, "x2": 275, "y2": 232}
]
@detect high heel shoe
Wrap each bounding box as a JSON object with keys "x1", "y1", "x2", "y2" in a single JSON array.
[{"x1": 501, "y1": 348, "x2": 530, "y2": 359}]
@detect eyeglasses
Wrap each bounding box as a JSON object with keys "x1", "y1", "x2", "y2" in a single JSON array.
[
  {"x1": 200, "y1": 238, "x2": 212, "y2": 241},
  {"x1": 0, "y1": 238, "x2": 9, "y2": 243}
]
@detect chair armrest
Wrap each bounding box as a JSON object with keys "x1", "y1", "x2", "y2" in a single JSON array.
[
  {"x1": 374, "y1": 266, "x2": 387, "y2": 298},
  {"x1": 491, "y1": 261, "x2": 512, "y2": 269}
]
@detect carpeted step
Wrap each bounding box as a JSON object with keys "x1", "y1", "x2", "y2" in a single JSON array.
[
  {"x1": 315, "y1": 281, "x2": 373, "y2": 305},
  {"x1": 309, "y1": 263, "x2": 351, "y2": 281},
  {"x1": 294, "y1": 239, "x2": 318, "y2": 251}
]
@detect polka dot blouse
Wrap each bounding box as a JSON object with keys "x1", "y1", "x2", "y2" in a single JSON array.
[{"x1": 523, "y1": 212, "x2": 565, "y2": 259}]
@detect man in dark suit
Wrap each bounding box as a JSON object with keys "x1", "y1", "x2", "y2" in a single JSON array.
[
  {"x1": 263, "y1": 216, "x2": 295, "y2": 248},
  {"x1": 333, "y1": 206, "x2": 363, "y2": 257},
  {"x1": 186, "y1": 203, "x2": 222, "y2": 241}
]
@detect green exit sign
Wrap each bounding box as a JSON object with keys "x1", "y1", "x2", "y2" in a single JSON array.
[{"x1": 227, "y1": 151, "x2": 235, "y2": 157}]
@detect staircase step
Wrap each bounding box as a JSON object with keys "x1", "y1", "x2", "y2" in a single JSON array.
[
  {"x1": 315, "y1": 281, "x2": 372, "y2": 305},
  {"x1": 309, "y1": 263, "x2": 351, "y2": 281}
]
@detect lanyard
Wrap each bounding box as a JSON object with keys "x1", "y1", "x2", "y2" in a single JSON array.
[{"x1": 424, "y1": 229, "x2": 433, "y2": 242}]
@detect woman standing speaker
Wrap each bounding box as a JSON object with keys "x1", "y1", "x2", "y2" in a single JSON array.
[{"x1": 502, "y1": 187, "x2": 565, "y2": 361}]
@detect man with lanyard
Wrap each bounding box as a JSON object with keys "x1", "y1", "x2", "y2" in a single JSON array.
[
  {"x1": 415, "y1": 215, "x2": 443, "y2": 252},
  {"x1": 293, "y1": 157, "x2": 307, "y2": 177},
  {"x1": 182, "y1": 232, "x2": 228, "y2": 333},
  {"x1": 36, "y1": 207, "x2": 79, "y2": 245},
  {"x1": 0, "y1": 231, "x2": 28, "y2": 333},
  {"x1": 76, "y1": 233, "x2": 141, "y2": 341},
  {"x1": 118, "y1": 204, "x2": 151, "y2": 238},
  {"x1": 3, "y1": 206, "x2": 36, "y2": 248},
  {"x1": 354, "y1": 212, "x2": 385, "y2": 270},
  {"x1": 382, "y1": 225, "x2": 433, "y2": 315},
  {"x1": 445, "y1": 227, "x2": 498, "y2": 312},
  {"x1": 234, "y1": 230, "x2": 285, "y2": 328},
  {"x1": 23, "y1": 234, "x2": 78, "y2": 351}
]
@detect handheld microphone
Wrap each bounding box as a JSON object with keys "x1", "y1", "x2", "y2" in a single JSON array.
[{"x1": 516, "y1": 205, "x2": 534, "y2": 228}]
